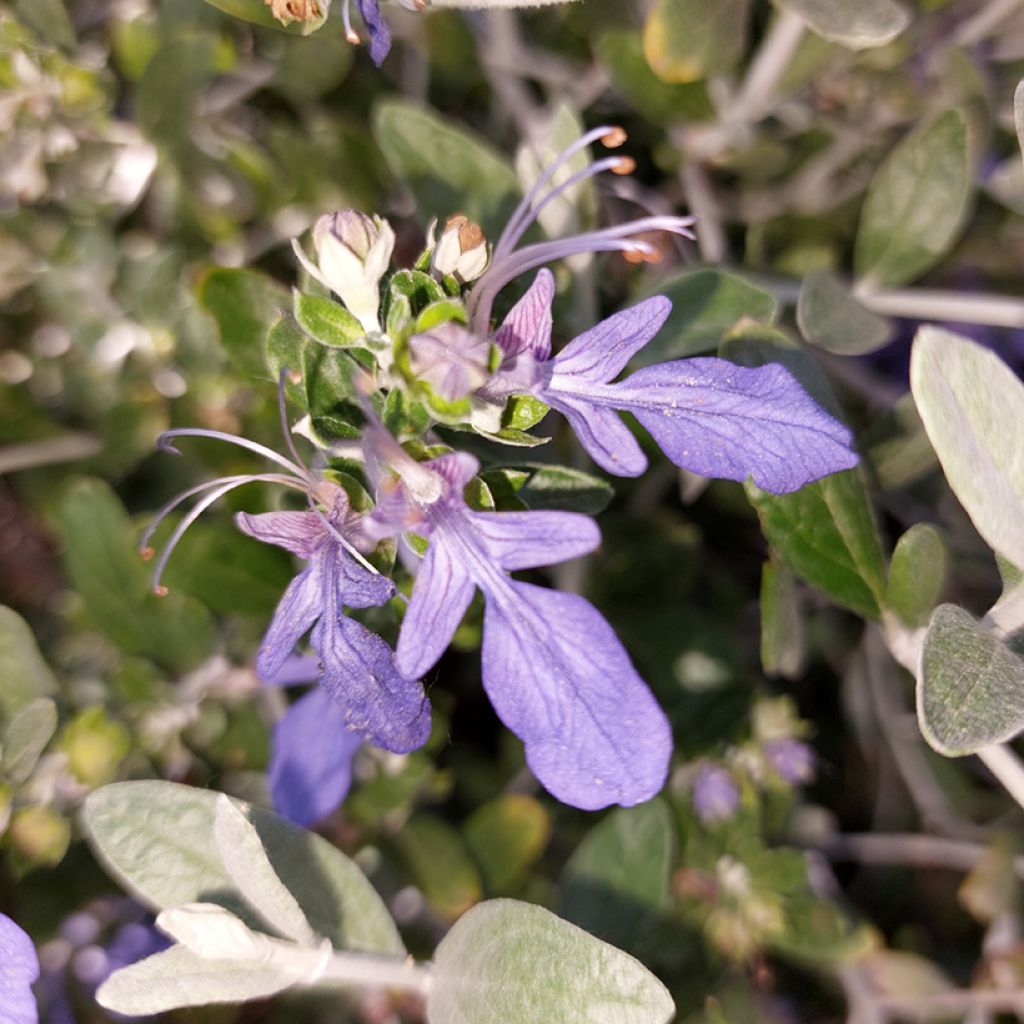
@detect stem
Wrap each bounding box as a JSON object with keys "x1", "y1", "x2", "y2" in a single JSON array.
[
  {"x1": 978, "y1": 744, "x2": 1024, "y2": 812},
  {"x1": 0, "y1": 434, "x2": 102, "y2": 475},
  {"x1": 854, "y1": 286, "x2": 1024, "y2": 328},
  {"x1": 316, "y1": 951, "x2": 433, "y2": 994},
  {"x1": 953, "y1": 0, "x2": 1024, "y2": 45},
  {"x1": 727, "y1": 10, "x2": 806, "y2": 125},
  {"x1": 816, "y1": 832, "x2": 1024, "y2": 878}
]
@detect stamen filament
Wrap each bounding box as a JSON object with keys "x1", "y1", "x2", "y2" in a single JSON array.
[
  {"x1": 341, "y1": 0, "x2": 359, "y2": 42},
  {"x1": 494, "y1": 126, "x2": 624, "y2": 258},
  {"x1": 139, "y1": 473, "x2": 307, "y2": 555},
  {"x1": 157, "y1": 429, "x2": 312, "y2": 482}
]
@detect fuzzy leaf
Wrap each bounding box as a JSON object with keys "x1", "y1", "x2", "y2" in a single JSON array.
[{"x1": 772, "y1": 0, "x2": 909, "y2": 49}]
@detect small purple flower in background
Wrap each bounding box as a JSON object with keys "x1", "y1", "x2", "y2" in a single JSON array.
[
  {"x1": 1, "y1": 912, "x2": 39, "y2": 1024},
  {"x1": 259, "y1": 654, "x2": 363, "y2": 826},
  {"x1": 483, "y1": 269, "x2": 858, "y2": 491},
  {"x1": 764, "y1": 738, "x2": 815, "y2": 785},
  {"x1": 693, "y1": 763, "x2": 740, "y2": 825},
  {"x1": 364, "y1": 429, "x2": 672, "y2": 811}
]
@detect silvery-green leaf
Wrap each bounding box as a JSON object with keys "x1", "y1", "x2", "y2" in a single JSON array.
[
  {"x1": 431, "y1": 0, "x2": 579, "y2": 6},
  {"x1": 157, "y1": 904, "x2": 269, "y2": 961},
  {"x1": 200, "y1": 0, "x2": 329, "y2": 34},
  {"x1": 96, "y1": 944, "x2": 298, "y2": 1015},
  {"x1": 918, "y1": 604, "x2": 1024, "y2": 755},
  {"x1": 428, "y1": 899, "x2": 675, "y2": 1024},
  {"x1": 854, "y1": 110, "x2": 971, "y2": 288},
  {"x1": 910, "y1": 327, "x2": 1024, "y2": 570},
  {"x1": 797, "y1": 270, "x2": 893, "y2": 355},
  {"x1": 559, "y1": 800, "x2": 674, "y2": 952},
  {"x1": 2, "y1": 698, "x2": 57, "y2": 785},
  {"x1": 213, "y1": 795, "x2": 317, "y2": 947},
  {"x1": 885, "y1": 524, "x2": 946, "y2": 629},
  {"x1": 643, "y1": 0, "x2": 751, "y2": 84},
  {"x1": 83, "y1": 782, "x2": 403, "y2": 955},
  {"x1": 0, "y1": 606, "x2": 58, "y2": 721},
  {"x1": 772, "y1": 0, "x2": 909, "y2": 49},
  {"x1": 760, "y1": 561, "x2": 806, "y2": 679}
]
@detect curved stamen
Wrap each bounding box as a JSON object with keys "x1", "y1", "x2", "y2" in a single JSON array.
[
  {"x1": 139, "y1": 473, "x2": 307, "y2": 556},
  {"x1": 492, "y1": 155, "x2": 634, "y2": 264},
  {"x1": 157, "y1": 428, "x2": 312, "y2": 482},
  {"x1": 149, "y1": 476, "x2": 305, "y2": 594},
  {"x1": 494, "y1": 126, "x2": 624, "y2": 258},
  {"x1": 276, "y1": 370, "x2": 312, "y2": 478}
]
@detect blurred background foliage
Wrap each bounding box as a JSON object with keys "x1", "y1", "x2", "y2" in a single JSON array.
[{"x1": 2, "y1": 0, "x2": 1024, "y2": 1020}]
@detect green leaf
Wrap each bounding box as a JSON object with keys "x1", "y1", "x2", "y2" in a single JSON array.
[
  {"x1": 97, "y1": 945, "x2": 297, "y2": 1016},
  {"x1": 796, "y1": 270, "x2": 893, "y2": 355},
  {"x1": 517, "y1": 464, "x2": 615, "y2": 515},
  {"x1": 855, "y1": 110, "x2": 971, "y2": 288},
  {"x1": 748, "y1": 470, "x2": 887, "y2": 619},
  {"x1": 428, "y1": 900, "x2": 676, "y2": 1024},
  {"x1": 373, "y1": 99, "x2": 519, "y2": 237},
  {"x1": 560, "y1": 800, "x2": 675, "y2": 952},
  {"x1": 760, "y1": 561, "x2": 806, "y2": 679},
  {"x1": 501, "y1": 394, "x2": 549, "y2": 433},
  {"x1": 885, "y1": 524, "x2": 947, "y2": 628},
  {"x1": 392, "y1": 814, "x2": 483, "y2": 920},
  {"x1": 213, "y1": 795, "x2": 316, "y2": 947},
  {"x1": 918, "y1": 604, "x2": 1024, "y2": 755},
  {"x1": 464, "y1": 796, "x2": 550, "y2": 893},
  {"x1": 911, "y1": 327, "x2": 1024, "y2": 570},
  {"x1": 200, "y1": 0, "x2": 328, "y2": 33},
  {"x1": 596, "y1": 30, "x2": 712, "y2": 124},
  {"x1": 199, "y1": 268, "x2": 289, "y2": 379},
  {"x1": 82, "y1": 781, "x2": 404, "y2": 955},
  {"x1": 294, "y1": 293, "x2": 365, "y2": 348},
  {"x1": 0, "y1": 607, "x2": 57, "y2": 721},
  {"x1": 2, "y1": 698, "x2": 57, "y2": 786},
  {"x1": 772, "y1": 0, "x2": 909, "y2": 49},
  {"x1": 636, "y1": 269, "x2": 779, "y2": 363},
  {"x1": 15, "y1": 0, "x2": 76, "y2": 48},
  {"x1": 643, "y1": 0, "x2": 752, "y2": 83},
  {"x1": 137, "y1": 37, "x2": 219, "y2": 147},
  {"x1": 57, "y1": 480, "x2": 216, "y2": 675}
]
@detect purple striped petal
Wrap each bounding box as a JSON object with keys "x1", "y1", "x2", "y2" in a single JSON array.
[
  {"x1": 355, "y1": 0, "x2": 391, "y2": 65},
  {"x1": 551, "y1": 297, "x2": 671, "y2": 383},
  {"x1": 611, "y1": 358, "x2": 858, "y2": 492},
  {"x1": 270, "y1": 687, "x2": 362, "y2": 827},
  {"x1": 259, "y1": 653, "x2": 320, "y2": 687},
  {"x1": 335, "y1": 554, "x2": 396, "y2": 609},
  {"x1": 471, "y1": 510, "x2": 601, "y2": 570},
  {"x1": 315, "y1": 555, "x2": 431, "y2": 753},
  {"x1": 395, "y1": 540, "x2": 475, "y2": 680},
  {"x1": 0, "y1": 913, "x2": 38, "y2": 1024},
  {"x1": 256, "y1": 563, "x2": 323, "y2": 680},
  {"x1": 481, "y1": 581, "x2": 671, "y2": 810},
  {"x1": 235, "y1": 510, "x2": 325, "y2": 559},
  {"x1": 494, "y1": 269, "x2": 555, "y2": 361},
  {"x1": 545, "y1": 392, "x2": 648, "y2": 476}
]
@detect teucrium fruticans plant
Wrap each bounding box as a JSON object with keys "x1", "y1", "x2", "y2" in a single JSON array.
[{"x1": 84, "y1": 782, "x2": 675, "y2": 1023}]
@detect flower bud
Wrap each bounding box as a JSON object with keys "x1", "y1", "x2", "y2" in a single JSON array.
[
  {"x1": 692, "y1": 762, "x2": 739, "y2": 825},
  {"x1": 295, "y1": 210, "x2": 395, "y2": 333},
  {"x1": 265, "y1": 0, "x2": 322, "y2": 24},
  {"x1": 764, "y1": 738, "x2": 815, "y2": 785},
  {"x1": 432, "y1": 215, "x2": 489, "y2": 284}
]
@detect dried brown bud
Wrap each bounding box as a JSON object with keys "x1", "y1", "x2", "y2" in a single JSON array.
[{"x1": 264, "y1": 0, "x2": 321, "y2": 24}]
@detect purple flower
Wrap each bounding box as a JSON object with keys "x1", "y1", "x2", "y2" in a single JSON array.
[
  {"x1": 365, "y1": 437, "x2": 672, "y2": 810},
  {"x1": 260, "y1": 655, "x2": 363, "y2": 827},
  {"x1": 143, "y1": 421, "x2": 430, "y2": 760},
  {"x1": 764, "y1": 739, "x2": 815, "y2": 785},
  {"x1": 1, "y1": 913, "x2": 39, "y2": 1024},
  {"x1": 343, "y1": 0, "x2": 422, "y2": 66},
  {"x1": 693, "y1": 763, "x2": 740, "y2": 825},
  {"x1": 483, "y1": 270, "x2": 858, "y2": 492}
]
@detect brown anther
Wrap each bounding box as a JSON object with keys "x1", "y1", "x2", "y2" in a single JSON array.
[
  {"x1": 623, "y1": 249, "x2": 647, "y2": 265},
  {"x1": 265, "y1": 0, "x2": 322, "y2": 23},
  {"x1": 414, "y1": 0, "x2": 428, "y2": 9},
  {"x1": 140, "y1": 546, "x2": 155, "y2": 562},
  {"x1": 642, "y1": 249, "x2": 664, "y2": 264},
  {"x1": 601, "y1": 127, "x2": 628, "y2": 149},
  {"x1": 154, "y1": 585, "x2": 169, "y2": 598},
  {"x1": 345, "y1": 29, "x2": 360, "y2": 44},
  {"x1": 611, "y1": 156, "x2": 636, "y2": 176},
  {"x1": 287, "y1": 369, "x2": 303, "y2": 385}
]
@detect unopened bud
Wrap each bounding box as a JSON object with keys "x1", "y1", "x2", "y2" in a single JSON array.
[
  {"x1": 295, "y1": 210, "x2": 395, "y2": 334},
  {"x1": 432, "y1": 215, "x2": 489, "y2": 284},
  {"x1": 264, "y1": 0, "x2": 321, "y2": 24}
]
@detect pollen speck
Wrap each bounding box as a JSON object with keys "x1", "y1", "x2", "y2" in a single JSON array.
[
  {"x1": 154, "y1": 585, "x2": 169, "y2": 598},
  {"x1": 140, "y1": 546, "x2": 155, "y2": 562},
  {"x1": 611, "y1": 157, "x2": 636, "y2": 176}
]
